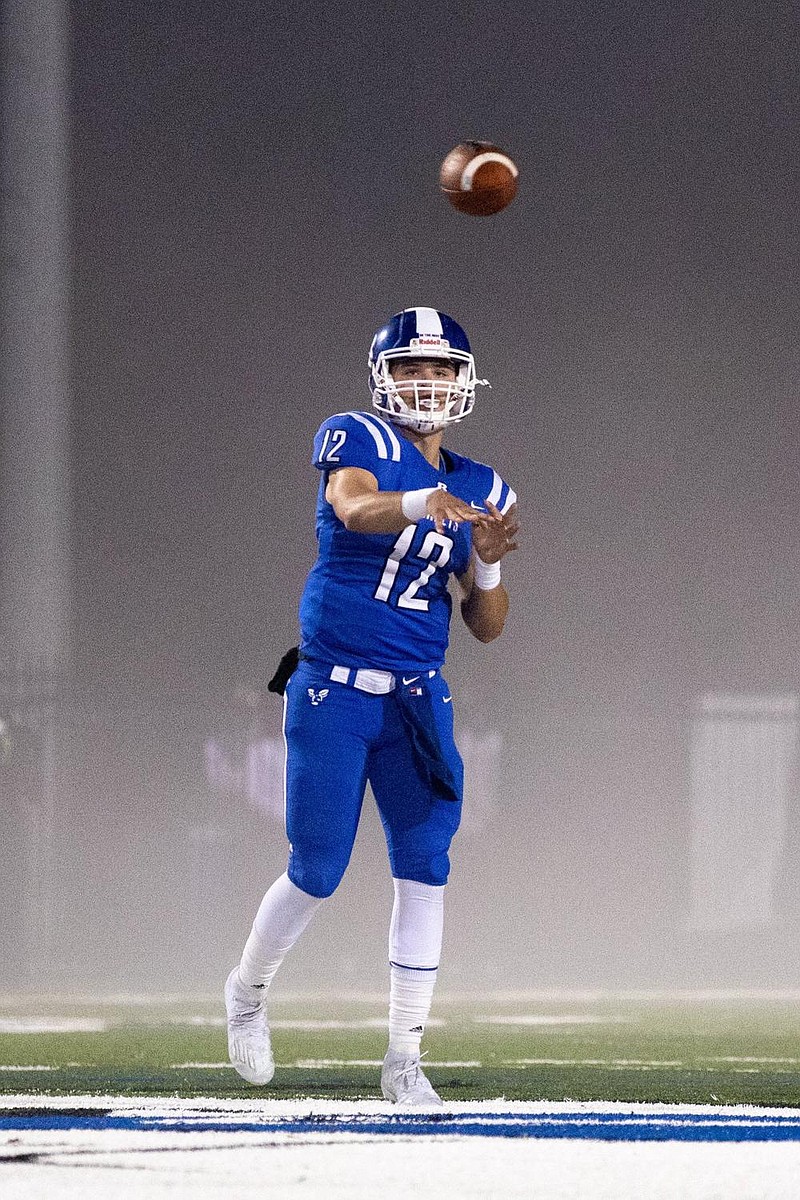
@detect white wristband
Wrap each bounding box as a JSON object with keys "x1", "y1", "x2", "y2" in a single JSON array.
[
  {"x1": 473, "y1": 553, "x2": 501, "y2": 591},
  {"x1": 401, "y1": 487, "x2": 437, "y2": 523}
]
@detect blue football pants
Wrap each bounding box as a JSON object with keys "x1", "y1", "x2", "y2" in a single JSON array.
[{"x1": 282, "y1": 660, "x2": 464, "y2": 898}]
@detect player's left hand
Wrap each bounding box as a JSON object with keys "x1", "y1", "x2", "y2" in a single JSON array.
[{"x1": 471, "y1": 501, "x2": 519, "y2": 565}]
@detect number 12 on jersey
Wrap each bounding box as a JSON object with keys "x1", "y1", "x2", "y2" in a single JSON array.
[
  {"x1": 319, "y1": 428, "x2": 347, "y2": 463},
  {"x1": 374, "y1": 527, "x2": 453, "y2": 611}
]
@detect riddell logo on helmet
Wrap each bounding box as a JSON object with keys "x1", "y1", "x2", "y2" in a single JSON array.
[{"x1": 410, "y1": 336, "x2": 450, "y2": 350}]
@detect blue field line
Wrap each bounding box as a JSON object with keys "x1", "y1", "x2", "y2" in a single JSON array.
[{"x1": 5, "y1": 1110, "x2": 800, "y2": 1142}]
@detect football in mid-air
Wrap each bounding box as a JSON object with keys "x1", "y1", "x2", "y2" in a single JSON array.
[{"x1": 439, "y1": 142, "x2": 519, "y2": 216}]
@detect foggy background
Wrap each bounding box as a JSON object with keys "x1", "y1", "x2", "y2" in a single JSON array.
[{"x1": 3, "y1": 0, "x2": 800, "y2": 995}]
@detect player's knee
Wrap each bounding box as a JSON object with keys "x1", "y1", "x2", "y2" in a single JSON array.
[
  {"x1": 392, "y1": 849, "x2": 451, "y2": 888},
  {"x1": 287, "y1": 852, "x2": 348, "y2": 899}
]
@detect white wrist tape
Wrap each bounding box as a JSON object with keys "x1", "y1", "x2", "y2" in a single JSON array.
[
  {"x1": 401, "y1": 487, "x2": 437, "y2": 523},
  {"x1": 473, "y1": 553, "x2": 501, "y2": 590}
]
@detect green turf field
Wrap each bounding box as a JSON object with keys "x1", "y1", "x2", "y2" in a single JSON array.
[{"x1": 2, "y1": 992, "x2": 800, "y2": 1108}]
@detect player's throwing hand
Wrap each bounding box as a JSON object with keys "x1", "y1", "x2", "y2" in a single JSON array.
[{"x1": 471, "y1": 500, "x2": 519, "y2": 564}]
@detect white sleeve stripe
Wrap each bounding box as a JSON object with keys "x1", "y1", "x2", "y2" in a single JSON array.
[
  {"x1": 358, "y1": 412, "x2": 402, "y2": 461},
  {"x1": 348, "y1": 412, "x2": 390, "y2": 459},
  {"x1": 486, "y1": 470, "x2": 503, "y2": 507},
  {"x1": 500, "y1": 488, "x2": 517, "y2": 514}
]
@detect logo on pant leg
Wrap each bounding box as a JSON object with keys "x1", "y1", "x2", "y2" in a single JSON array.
[{"x1": 307, "y1": 688, "x2": 329, "y2": 706}]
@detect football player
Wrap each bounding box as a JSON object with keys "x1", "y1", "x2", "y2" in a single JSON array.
[{"x1": 226, "y1": 307, "x2": 518, "y2": 1107}]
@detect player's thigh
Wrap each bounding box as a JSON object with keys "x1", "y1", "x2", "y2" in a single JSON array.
[{"x1": 283, "y1": 666, "x2": 371, "y2": 859}]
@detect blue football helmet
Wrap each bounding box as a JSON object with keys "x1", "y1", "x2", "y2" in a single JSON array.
[{"x1": 368, "y1": 307, "x2": 489, "y2": 433}]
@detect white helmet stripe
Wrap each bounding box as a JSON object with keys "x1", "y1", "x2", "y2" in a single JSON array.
[{"x1": 412, "y1": 307, "x2": 444, "y2": 337}]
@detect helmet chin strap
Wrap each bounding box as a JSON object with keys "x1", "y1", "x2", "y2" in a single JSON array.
[{"x1": 392, "y1": 416, "x2": 444, "y2": 435}]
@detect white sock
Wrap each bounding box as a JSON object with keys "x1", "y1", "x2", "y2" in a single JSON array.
[
  {"x1": 388, "y1": 878, "x2": 444, "y2": 1056},
  {"x1": 237, "y1": 872, "x2": 324, "y2": 993}
]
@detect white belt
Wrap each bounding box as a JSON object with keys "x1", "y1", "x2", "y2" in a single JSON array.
[
  {"x1": 328, "y1": 664, "x2": 437, "y2": 695},
  {"x1": 329, "y1": 665, "x2": 396, "y2": 694}
]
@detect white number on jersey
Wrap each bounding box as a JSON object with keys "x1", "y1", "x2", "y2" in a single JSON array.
[
  {"x1": 319, "y1": 428, "x2": 347, "y2": 462},
  {"x1": 374, "y1": 528, "x2": 453, "y2": 611}
]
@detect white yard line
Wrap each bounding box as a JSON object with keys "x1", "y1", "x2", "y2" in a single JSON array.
[
  {"x1": 509, "y1": 1058, "x2": 686, "y2": 1067},
  {"x1": 474, "y1": 1014, "x2": 633, "y2": 1025},
  {"x1": 0, "y1": 1065, "x2": 56, "y2": 1071},
  {"x1": 710, "y1": 1057, "x2": 800, "y2": 1064},
  {"x1": 290, "y1": 1059, "x2": 482, "y2": 1069},
  {"x1": 0, "y1": 1019, "x2": 110, "y2": 1034}
]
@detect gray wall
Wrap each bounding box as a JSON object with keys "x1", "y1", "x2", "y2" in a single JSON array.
[{"x1": 3, "y1": 0, "x2": 800, "y2": 993}]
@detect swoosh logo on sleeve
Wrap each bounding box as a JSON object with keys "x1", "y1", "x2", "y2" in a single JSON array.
[{"x1": 443, "y1": 696, "x2": 453, "y2": 703}]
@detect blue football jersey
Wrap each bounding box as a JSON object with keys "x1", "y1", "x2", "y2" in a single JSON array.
[{"x1": 298, "y1": 410, "x2": 516, "y2": 672}]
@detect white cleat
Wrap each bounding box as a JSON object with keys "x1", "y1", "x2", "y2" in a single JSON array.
[
  {"x1": 381, "y1": 1050, "x2": 443, "y2": 1109},
  {"x1": 224, "y1": 967, "x2": 275, "y2": 1085}
]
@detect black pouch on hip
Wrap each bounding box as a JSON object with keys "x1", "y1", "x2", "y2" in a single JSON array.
[{"x1": 267, "y1": 645, "x2": 300, "y2": 696}]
